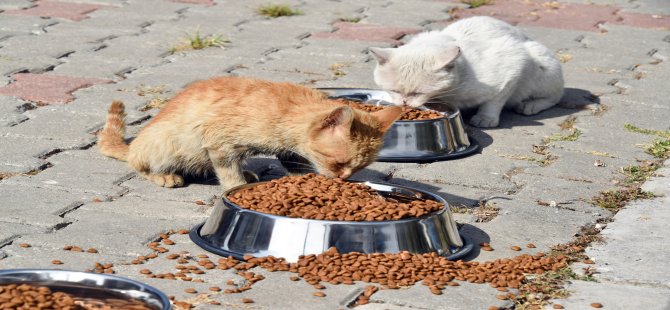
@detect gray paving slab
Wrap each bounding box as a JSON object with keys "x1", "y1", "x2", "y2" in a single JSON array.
[
  {"x1": 0, "y1": 135, "x2": 57, "y2": 174},
  {"x1": 0, "y1": 182, "x2": 84, "y2": 227},
  {"x1": 585, "y1": 163, "x2": 670, "y2": 286},
  {"x1": 0, "y1": 222, "x2": 44, "y2": 246},
  {"x1": 361, "y1": 1, "x2": 456, "y2": 28},
  {"x1": 1, "y1": 149, "x2": 132, "y2": 198},
  {"x1": 546, "y1": 280, "x2": 670, "y2": 310}
]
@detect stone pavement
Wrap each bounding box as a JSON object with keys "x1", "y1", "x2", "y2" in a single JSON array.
[{"x1": 0, "y1": 0, "x2": 669, "y2": 309}]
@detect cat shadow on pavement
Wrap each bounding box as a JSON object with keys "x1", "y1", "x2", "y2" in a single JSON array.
[{"x1": 461, "y1": 87, "x2": 600, "y2": 130}]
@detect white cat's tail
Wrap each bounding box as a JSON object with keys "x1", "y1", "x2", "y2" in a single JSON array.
[{"x1": 98, "y1": 101, "x2": 129, "y2": 161}]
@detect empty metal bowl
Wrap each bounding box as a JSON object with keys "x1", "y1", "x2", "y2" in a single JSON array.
[
  {"x1": 190, "y1": 181, "x2": 472, "y2": 263},
  {"x1": 319, "y1": 88, "x2": 478, "y2": 163},
  {"x1": 0, "y1": 269, "x2": 170, "y2": 310}
]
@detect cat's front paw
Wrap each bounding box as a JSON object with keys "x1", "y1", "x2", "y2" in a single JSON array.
[
  {"x1": 147, "y1": 173, "x2": 184, "y2": 188},
  {"x1": 469, "y1": 114, "x2": 499, "y2": 128}
]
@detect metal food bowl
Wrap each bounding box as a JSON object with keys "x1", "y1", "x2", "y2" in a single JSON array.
[
  {"x1": 319, "y1": 88, "x2": 478, "y2": 163},
  {"x1": 190, "y1": 181, "x2": 472, "y2": 263},
  {"x1": 0, "y1": 269, "x2": 171, "y2": 310}
]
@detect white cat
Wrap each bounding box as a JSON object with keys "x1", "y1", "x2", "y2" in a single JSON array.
[{"x1": 369, "y1": 16, "x2": 564, "y2": 128}]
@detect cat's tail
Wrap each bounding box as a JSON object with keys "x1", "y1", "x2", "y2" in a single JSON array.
[{"x1": 98, "y1": 101, "x2": 129, "y2": 161}]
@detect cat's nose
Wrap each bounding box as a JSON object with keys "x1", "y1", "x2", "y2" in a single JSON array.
[{"x1": 338, "y1": 170, "x2": 352, "y2": 179}]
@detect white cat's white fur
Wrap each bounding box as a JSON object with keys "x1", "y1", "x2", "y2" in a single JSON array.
[{"x1": 370, "y1": 16, "x2": 564, "y2": 127}]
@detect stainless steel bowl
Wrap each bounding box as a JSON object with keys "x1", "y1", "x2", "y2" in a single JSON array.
[
  {"x1": 0, "y1": 269, "x2": 171, "y2": 310},
  {"x1": 190, "y1": 181, "x2": 472, "y2": 263},
  {"x1": 319, "y1": 88, "x2": 478, "y2": 162}
]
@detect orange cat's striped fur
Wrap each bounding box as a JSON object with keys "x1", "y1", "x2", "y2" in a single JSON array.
[{"x1": 98, "y1": 76, "x2": 402, "y2": 191}]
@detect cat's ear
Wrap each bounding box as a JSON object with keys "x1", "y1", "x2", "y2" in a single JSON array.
[
  {"x1": 370, "y1": 106, "x2": 403, "y2": 132},
  {"x1": 436, "y1": 46, "x2": 460, "y2": 70},
  {"x1": 369, "y1": 47, "x2": 393, "y2": 65},
  {"x1": 319, "y1": 106, "x2": 354, "y2": 137}
]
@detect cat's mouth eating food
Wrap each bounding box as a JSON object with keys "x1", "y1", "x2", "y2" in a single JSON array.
[{"x1": 334, "y1": 99, "x2": 444, "y2": 121}]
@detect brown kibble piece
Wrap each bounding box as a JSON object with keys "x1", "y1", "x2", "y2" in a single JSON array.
[
  {"x1": 195, "y1": 200, "x2": 206, "y2": 205},
  {"x1": 289, "y1": 276, "x2": 300, "y2": 281},
  {"x1": 553, "y1": 304, "x2": 565, "y2": 309},
  {"x1": 184, "y1": 288, "x2": 197, "y2": 294},
  {"x1": 481, "y1": 246, "x2": 494, "y2": 251},
  {"x1": 495, "y1": 294, "x2": 509, "y2": 300},
  {"x1": 87, "y1": 248, "x2": 98, "y2": 253},
  {"x1": 92, "y1": 197, "x2": 103, "y2": 202},
  {"x1": 51, "y1": 260, "x2": 63, "y2": 265},
  {"x1": 163, "y1": 239, "x2": 175, "y2": 245},
  {"x1": 241, "y1": 298, "x2": 254, "y2": 303},
  {"x1": 313, "y1": 291, "x2": 326, "y2": 297},
  {"x1": 488, "y1": 307, "x2": 500, "y2": 310},
  {"x1": 178, "y1": 229, "x2": 190, "y2": 234},
  {"x1": 583, "y1": 259, "x2": 595, "y2": 264},
  {"x1": 209, "y1": 286, "x2": 221, "y2": 292},
  {"x1": 19, "y1": 243, "x2": 30, "y2": 248},
  {"x1": 139, "y1": 269, "x2": 152, "y2": 274},
  {"x1": 511, "y1": 246, "x2": 522, "y2": 251},
  {"x1": 526, "y1": 243, "x2": 536, "y2": 248},
  {"x1": 591, "y1": 303, "x2": 603, "y2": 308}
]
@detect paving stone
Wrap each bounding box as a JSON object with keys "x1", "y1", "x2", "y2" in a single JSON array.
[
  {"x1": 0, "y1": 182, "x2": 82, "y2": 227},
  {"x1": 0, "y1": 222, "x2": 45, "y2": 246},
  {"x1": 585, "y1": 165, "x2": 670, "y2": 286},
  {"x1": 362, "y1": 0, "x2": 457, "y2": 28},
  {"x1": 11, "y1": 208, "x2": 201, "y2": 257},
  {"x1": 0, "y1": 73, "x2": 111, "y2": 104},
  {"x1": 77, "y1": 195, "x2": 211, "y2": 221},
  {"x1": 3, "y1": 0, "x2": 110, "y2": 22},
  {"x1": 2, "y1": 149, "x2": 131, "y2": 198},
  {"x1": 0, "y1": 135, "x2": 57, "y2": 174},
  {"x1": 459, "y1": 196, "x2": 603, "y2": 262},
  {"x1": 0, "y1": 96, "x2": 28, "y2": 127},
  {"x1": 312, "y1": 22, "x2": 421, "y2": 45},
  {"x1": 0, "y1": 245, "x2": 130, "y2": 271},
  {"x1": 0, "y1": 0, "x2": 33, "y2": 10},
  {"x1": 547, "y1": 280, "x2": 670, "y2": 310},
  {"x1": 369, "y1": 281, "x2": 513, "y2": 310}
]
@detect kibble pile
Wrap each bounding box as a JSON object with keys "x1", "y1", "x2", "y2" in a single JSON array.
[
  {"x1": 227, "y1": 174, "x2": 444, "y2": 221},
  {"x1": 335, "y1": 99, "x2": 444, "y2": 121},
  {"x1": 215, "y1": 247, "x2": 568, "y2": 296},
  {"x1": 0, "y1": 284, "x2": 153, "y2": 310}
]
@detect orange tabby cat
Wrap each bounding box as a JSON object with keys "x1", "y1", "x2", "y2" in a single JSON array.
[{"x1": 98, "y1": 76, "x2": 402, "y2": 191}]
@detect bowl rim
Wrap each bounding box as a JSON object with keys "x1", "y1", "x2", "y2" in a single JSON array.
[
  {"x1": 220, "y1": 179, "x2": 452, "y2": 225},
  {"x1": 0, "y1": 268, "x2": 172, "y2": 310}
]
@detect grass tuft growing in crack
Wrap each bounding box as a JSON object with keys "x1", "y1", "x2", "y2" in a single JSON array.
[
  {"x1": 257, "y1": 4, "x2": 303, "y2": 18},
  {"x1": 461, "y1": 0, "x2": 492, "y2": 8},
  {"x1": 624, "y1": 123, "x2": 670, "y2": 139},
  {"x1": 543, "y1": 128, "x2": 582, "y2": 144},
  {"x1": 170, "y1": 29, "x2": 229, "y2": 54},
  {"x1": 337, "y1": 16, "x2": 361, "y2": 23}
]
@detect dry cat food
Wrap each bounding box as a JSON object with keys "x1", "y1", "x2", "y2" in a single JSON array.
[
  {"x1": 334, "y1": 99, "x2": 444, "y2": 121},
  {"x1": 213, "y1": 246, "x2": 568, "y2": 296},
  {"x1": 0, "y1": 283, "x2": 153, "y2": 310},
  {"x1": 227, "y1": 174, "x2": 444, "y2": 221}
]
